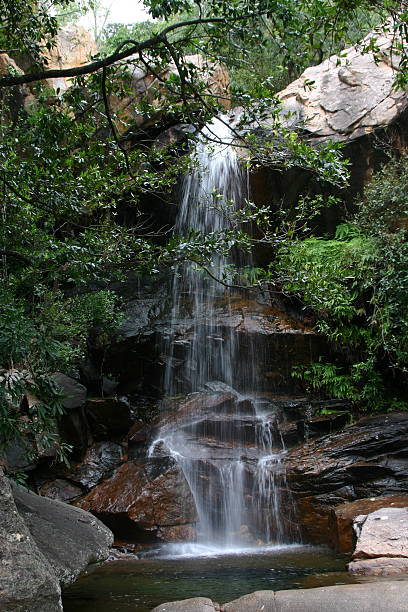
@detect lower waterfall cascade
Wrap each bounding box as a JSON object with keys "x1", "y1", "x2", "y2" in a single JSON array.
[{"x1": 148, "y1": 115, "x2": 299, "y2": 552}]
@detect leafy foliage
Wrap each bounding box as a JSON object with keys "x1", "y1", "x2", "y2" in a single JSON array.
[{"x1": 280, "y1": 158, "x2": 408, "y2": 410}]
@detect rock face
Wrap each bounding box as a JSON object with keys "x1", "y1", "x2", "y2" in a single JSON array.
[
  {"x1": 276, "y1": 28, "x2": 407, "y2": 143},
  {"x1": 0, "y1": 467, "x2": 113, "y2": 611},
  {"x1": 284, "y1": 413, "x2": 408, "y2": 546}
]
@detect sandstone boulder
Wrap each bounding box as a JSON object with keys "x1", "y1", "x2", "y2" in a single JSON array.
[
  {"x1": 276, "y1": 27, "x2": 407, "y2": 143},
  {"x1": 0, "y1": 469, "x2": 62, "y2": 612},
  {"x1": 12, "y1": 480, "x2": 113, "y2": 588},
  {"x1": 352, "y1": 506, "x2": 408, "y2": 559},
  {"x1": 330, "y1": 495, "x2": 408, "y2": 553}
]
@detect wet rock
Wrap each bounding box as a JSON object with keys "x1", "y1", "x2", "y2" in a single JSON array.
[
  {"x1": 329, "y1": 495, "x2": 408, "y2": 553},
  {"x1": 303, "y1": 412, "x2": 350, "y2": 438},
  {"x1": 352, "y1": 507, "x2": 408, "y2": 559},
  {"x1": 53, "y1": 373, "x2": 90, "y2": 457},
  {"x1": 85, "y1": 397, "x2": 132, "y2": 439},
  {"x1": 67, "y1": 441, "x2": 124, "y2": 490},
  {"x1": 38, "y1": 479, "x2": 84, "y2": 502},
  {"x1": 348, "y1": 557, "x2": 408, "y2": 576},
  {"x1": 151, "y1": 597, "x2": 216, "y2": 612},
  {"x1": 53, "y1": 373, "x2": 87, "y2": 410},
  {"x1": 157, "y1": 524, "x2": 196, "y2": 542},
  {"x1": 1, "y1": 437, "x2": 37, "y2": 473},
  {"x1": 284, "y1": 413, "x2": 408, "y2": 544},
  {"x1": 12, "y1": 480, "x2": 113, "y2": 588},
  {"x1": 181, "y1": 415, "x2": 261, "y2": 446},
  {"x1": 0, "y1": 468, "x2": 62, "y2": 612},
  {"x1": 76, "y1": 458, "x2": 197, "y2": 540},
  {"x1": 158, "y1": 391, "x2": 239, "y2": 432}
]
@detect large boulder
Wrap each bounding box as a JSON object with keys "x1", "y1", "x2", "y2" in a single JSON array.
[
  {"x1": 0, "y1": 466, "x2": 112, "y2": 611},
  {"x1": 347, "y1": 506, "x2": 408, "y2": 576},
  {"x1": 276, "y1": 27, "x2": 407, "y2": 143},
  {"x1": 330, "y1": 494, "x2": 408, "y2": 553},
  {"x1": 12, "y1": 480, "x2": 113, "y2": 588},
  {"x1": 353, "y1": 506, "x2": 408, "y2": 560},
  {"x1": 284, "y1": 413, "x2": 408, "y2": 544},
  {"x1": 0, "y1": 469, "x2": 62, "y2": 612}
]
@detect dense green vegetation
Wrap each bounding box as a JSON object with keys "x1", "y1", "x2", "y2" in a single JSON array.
[
  {"x1": 0, "y1": 0, "x2": 408, "y2": 457},
  {"x1": 279, "y1": 158, "x2": 408, "y2": 411}
]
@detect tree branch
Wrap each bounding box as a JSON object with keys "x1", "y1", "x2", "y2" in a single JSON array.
[
  {"x1": 0, "y1": 250, "x2": 33, "y2": 265},
  {"x1": 0, "y1": 16, "x2": 239, "y2": 88}
]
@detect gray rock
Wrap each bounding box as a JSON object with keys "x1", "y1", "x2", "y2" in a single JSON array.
[
  {"x1": 38, "y1": 478, "x2": 84, "y2": 502},
  {"x1": 353, "y1": 507, "x2": 408, "y2": 559},
  {"x1": 0, "y1": 469, "x2": 62, "y2": 612},
  {"x1": 274, "y1": 581, "x2": 408, "y2": 611},
  {"x1": 53, "y1": 372, "x2": 87, "y2": 410},
  {"x1": 68, "y1": 441, "x2": 123, "y2": 489},
  {"x1": 151, "y1": 597, "x2": 216, "y2": 611},
  {"x1": 156, "y1": 582, "x2": 408, "y2": 612},
  {"x1": 273, "y1": 29, "x2": 407, "y2": 143},
  {"x1": 223, "y1": 590, "x2": 276, "y2": 611},
  {"x1": 12, "y1": 481, "x2": 113, "y2": 587},
  {"x1": 348, "y1": 557, "x2": 408, "y2": 576}
]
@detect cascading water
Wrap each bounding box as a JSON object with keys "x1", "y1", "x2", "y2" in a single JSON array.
[{"x1": 151, "y1": 115, "x2": 298, "y2": 552}]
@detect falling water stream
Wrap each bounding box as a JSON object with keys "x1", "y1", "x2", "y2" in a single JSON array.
[{"x1": 149, "y1": 115, "x2": 297, "y2": 552}]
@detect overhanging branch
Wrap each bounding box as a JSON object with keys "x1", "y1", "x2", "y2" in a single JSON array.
[{"x1": 0, "y1": 16, "x2": 244, "y2": 88}]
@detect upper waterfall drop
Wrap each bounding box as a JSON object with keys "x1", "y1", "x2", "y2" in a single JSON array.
[{"x1": 164, "y1": 114, "x2": 249, "y2": 396}]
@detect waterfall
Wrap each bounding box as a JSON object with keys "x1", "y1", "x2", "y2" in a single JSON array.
[{"x1": 151, "y1": 115, "x2": 297, "y2": 551}]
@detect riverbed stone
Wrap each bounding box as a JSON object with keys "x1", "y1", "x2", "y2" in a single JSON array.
[
  {"x1": 348, "y1": 557, "x2": 408, "y2": 576},
  {"x1": 352, "y1": 506, "x2": 408, "y2": 559},
  {"x1": 151, "y1": 597, "x2": 216, "y2": 611}
]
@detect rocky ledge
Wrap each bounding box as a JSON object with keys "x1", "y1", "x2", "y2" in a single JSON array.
[
  {"x1": 151, "y1": 581, "x2": 408, "y2": 612},
  {"x1": 284, "y1": 412, "x2": 408, "y2": 550}
]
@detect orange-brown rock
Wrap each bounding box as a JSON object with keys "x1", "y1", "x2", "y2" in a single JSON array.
[
  {"x1": 76, "y1": 459, "x2": 197, "y2": 540},
  {"x1": 329, "y1": 495, "x2": 408, "y2": 553},
  {"x1": 44, "y1": 25, "x2": 97, "y2": 92}
]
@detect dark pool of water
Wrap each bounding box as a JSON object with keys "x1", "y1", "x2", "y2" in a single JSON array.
[{"x1": 63, "y1": 544, "x2": 358, "y2": 612}]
